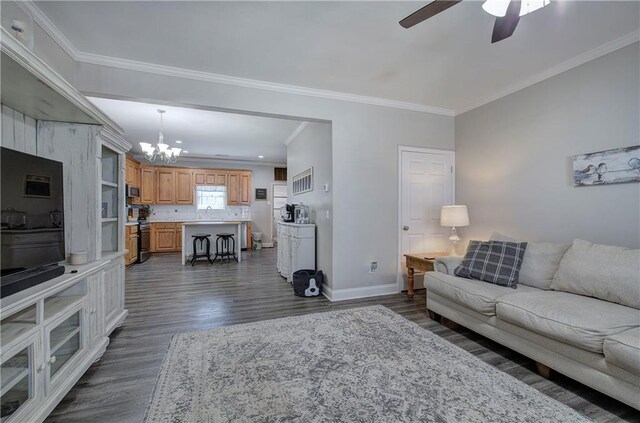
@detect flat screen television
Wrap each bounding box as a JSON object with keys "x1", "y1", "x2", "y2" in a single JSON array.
[{"x1": 1, "y1": 147, "x2": 66, "y2": 298}]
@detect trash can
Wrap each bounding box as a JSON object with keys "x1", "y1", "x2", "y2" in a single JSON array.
[
  {"x1": 252, "y1": 232, "x2": 263, "y2": 250},
  {"x1": 293, "y1": 269, "x2": 324, "y2": 297}
]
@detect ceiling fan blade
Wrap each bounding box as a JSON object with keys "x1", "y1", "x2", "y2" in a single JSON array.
[
  {"x1": 491, "y1": 0, "x2": 521, "y2": 43},
  {"x1": 399, "y1": 0, "x2": 462, "y2": 29}
]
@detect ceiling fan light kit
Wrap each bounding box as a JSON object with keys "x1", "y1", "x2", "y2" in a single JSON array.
[
  {"x1": 483, "y1": 0, "x2": 550, "y2": 17},
  {"x1": 400, "y1": 0, "x2": 551, "y2": 43},
  {"x1": 139, "y1": 109, "x2": 183, "y2": 164}
]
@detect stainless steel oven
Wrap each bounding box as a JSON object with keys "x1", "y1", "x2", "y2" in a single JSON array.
[{"x1": 138, "y1": 222, "x2": 151, "y2": 263}]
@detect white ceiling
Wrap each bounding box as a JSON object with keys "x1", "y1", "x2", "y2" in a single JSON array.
[
  {"x1": 88, "y1": 97, "x2": 302, "y2": 163},
  {"x1": 35, "y1": 1, "x2": 639, "y2": 112}
]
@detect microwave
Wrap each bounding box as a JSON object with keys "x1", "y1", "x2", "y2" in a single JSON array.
[{"x1": 126, "y1": 184, "x2": 140, "y2": 198}]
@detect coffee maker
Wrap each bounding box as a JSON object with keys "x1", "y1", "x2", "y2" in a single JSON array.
[{"x1": 280, "y1": 204, "x2": 296, "y2": 222}]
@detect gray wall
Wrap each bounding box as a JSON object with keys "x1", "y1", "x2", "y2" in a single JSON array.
[
  {"x1": 287, "y1": 122, "x2": 333, "y2": 286},
  {"x1": 73, "y1": 62, "x2": 455, "y2": 293},
  {"x1": 455, "y1": 43, "x2": 640, "y2": 248}
]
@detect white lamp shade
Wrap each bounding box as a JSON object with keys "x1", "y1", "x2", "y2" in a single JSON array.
[
  {"x1": 157, "y1": 143, "x2": 169, "y2": 153},
  {"x1": 171, "y1": 147, "x2": 182, "y2": 157},
  {"x1": 139, "y1": 142, "x2": 152, "y2": 153},
  {"x1": 440, "y1": 205, "x2": 469, "y2": 227}
]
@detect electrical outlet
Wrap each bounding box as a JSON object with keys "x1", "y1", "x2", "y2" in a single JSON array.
[{"x1": 370, "y1": 261, "x2": 378, "y2": 273}]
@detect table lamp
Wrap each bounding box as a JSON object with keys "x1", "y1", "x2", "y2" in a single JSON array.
[{"x1": 440, "y1": 205, "x2": 469, "y2": 255}]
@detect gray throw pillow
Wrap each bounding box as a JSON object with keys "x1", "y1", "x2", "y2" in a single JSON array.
[
  {"x1": 488, "y1": 232, "x2": 569, "y2": 290},
  {"x1": 455, "y1": 240, "x2": 528, "y2": 288}
]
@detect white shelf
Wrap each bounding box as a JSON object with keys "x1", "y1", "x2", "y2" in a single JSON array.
[
  {"x1": 1, "y1": 323, "x2": 36, "y2": 349},
  {"x1": 50, "y1": 326, "x2": 80, "y2": 356},
  {"x1": 0, "y1": 366, "x2": 29, "y2": 396},
  {"x1": 101, "y1": 180, "x2": 118, "y2": 188},
  {"x1": 43, "y1": 296, "x2": 84, "y2": 321}
]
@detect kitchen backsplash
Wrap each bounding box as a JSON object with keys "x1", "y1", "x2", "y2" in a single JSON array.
[{"x1": 146, "y1": 205, "x2": 251, "y2": 221}]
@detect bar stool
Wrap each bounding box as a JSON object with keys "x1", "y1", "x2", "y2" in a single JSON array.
[
  {"x1": 191, "y1": 233, "x2": 213, "y2": 266},
  {"x1": 213, "y1": 233, "x2": 238, "y2": 263}
]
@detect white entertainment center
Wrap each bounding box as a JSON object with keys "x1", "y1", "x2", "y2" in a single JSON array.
[{"x1": 1, "y1": 28, "x2": 130, "y2": 422}]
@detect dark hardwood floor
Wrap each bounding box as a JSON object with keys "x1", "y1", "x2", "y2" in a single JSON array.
[{"x1": 47, "y1": 249, "x2": 638, "y2": 422}]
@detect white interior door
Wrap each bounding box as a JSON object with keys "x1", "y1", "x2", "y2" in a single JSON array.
[
  {"x1": 271, "y1": 183, "x2": 287, "y2": 245},
  {"x1": 398, "y1": 148, "x2": 454, "y2": 290}
]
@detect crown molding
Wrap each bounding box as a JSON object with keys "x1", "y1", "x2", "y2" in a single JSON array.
[
  {"x1": 99, "y1": 126, "x2": 132, "y2": 153},
  {"x1": 284, "y1": 122, "x2": 310, "y2": 146},
  {"x1": 16, "y1": 0, "x2": 80, "y2": 60},
  {"x1": 455, "y1": 30, "x2": 640, "y2": 116},
  {"x1": 16, "y1": 1, "x2": 639, "y2": 118},
  {"x1": 17, "y1": 0, "x2": 455, "y2": 115},
  {"x1": 75, "y1": 51, "x2": 455, "y2": 116}
]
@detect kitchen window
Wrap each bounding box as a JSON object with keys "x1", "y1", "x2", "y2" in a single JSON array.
[{"x1": 196, "y1": 185, "x2": 226, "y2": 210}]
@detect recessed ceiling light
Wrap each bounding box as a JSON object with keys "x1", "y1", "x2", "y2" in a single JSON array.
[
  {"x1": 183, "y1": 150, "x2": 189, "y2": 154},
  {"x1": 175, "y1": 140, "x2": 183, "y2": 144},
  {"x1": 258, "y1": 155, "x2": 264, "y2": 159}
]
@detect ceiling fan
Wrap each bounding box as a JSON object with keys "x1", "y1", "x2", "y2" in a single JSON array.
[{"x1": 400, "y1": 0, "x2": 551, "y2": 43}]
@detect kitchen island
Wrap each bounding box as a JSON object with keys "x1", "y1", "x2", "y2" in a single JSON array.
[{"x1": 181, "y1": 221, "x2": 243, "y2": 265}]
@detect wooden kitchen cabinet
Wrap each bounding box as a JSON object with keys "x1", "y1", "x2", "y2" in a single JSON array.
[
  {"x1": 125, "y1": 157, "x2": 140, "y2": 187},
  {"x1": 240, "y1": 171, "x2": 252, "y2": 204},
  {"x1": 194, "y1": 170, "x2": 226, "y2": 186},
  {"x1": 156, "y1": 169, "x2": 176, "y2": 204},
  {"x1": 151, "y1": 223, "x2": 180, "y2": 252},
  {"x1": 227, "y1": 171, "x2": 240, "y2": 205},
  {"x1": 175, "y1": 170, "x2": 194, "y2": 204},
  {"x1": 139, "y1": 166, "x2": 251, "y2": 205},
  {"x1": 228, "y1": 170, "x2": 252, "y2": 205},
  {"x1": 140, "y1": 166, "x2": 155, "y2": 204},
  {"x1": 125, "y1": 225, "x2": 138, "y2": 266}
]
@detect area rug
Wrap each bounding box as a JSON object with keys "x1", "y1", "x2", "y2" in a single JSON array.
[{"x1": 144, "y1": 305, "x2": 589, "y2": 422}]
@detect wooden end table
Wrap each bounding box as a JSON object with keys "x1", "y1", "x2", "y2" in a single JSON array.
[{"x1": 404, "y1": 252, "x2": 446, "y2": 299}]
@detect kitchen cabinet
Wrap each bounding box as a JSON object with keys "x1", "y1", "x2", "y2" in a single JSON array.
[
  {"x1": 194, "y1": 170, "x2": 226, "y2": 186},
  {"x1": 140, "y1": 166, "x2": 155, "y2": 204},
  {"x1": 240, "y1": 171, "x2": 252, "y2": 204},
  {"x1": 156, "y1": 169, "x2": 176, "y2": 204},
  {"x1": 138, "y1": 166, "x2": 251, "y2": 205},
  {"x1": 228, "y1": 170, "x2": 252, "y2": 205},
  {"x1": 125, "y1": 226, "x2": 138, "y2": 266},
  {"x1": 125, "y1": 157, "x2": 140, "y2": 187},
  {"x1": 150, "y1": 223, "x2": 185, "y2": 253},
  {"x1": 227, "y1": 172, "x2": 240, "y2": 205},
  {"x1": 175, "y1": 170, "x2": 193, "y2": 204}
]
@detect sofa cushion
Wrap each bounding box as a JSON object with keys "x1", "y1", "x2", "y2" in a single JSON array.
[
  {"x1": 551, "y1": 239, "x2": 640, "y2": 309},
  {"x1": 489, "y1": 233, "x2": 569, "y2": 290},
  {"x1": 496, "y1": 291, "x2": 640, "y2": 353},
  {"x1": 426, "y1": 272, "x2": 540, "y2": 316},
  {"x1": 604, "y1": 327, "x2": 640, "y2": 374},
  {"x1": 454, "y1": 240, "x2": 528, "y2": 288}
]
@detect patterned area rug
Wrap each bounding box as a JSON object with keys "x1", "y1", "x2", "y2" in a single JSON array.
[{"x1": 145, "y1": 305, "x2": 589, "y2": 422}]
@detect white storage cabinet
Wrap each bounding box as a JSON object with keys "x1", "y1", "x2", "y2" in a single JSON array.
[{"x1": 277, "y1": 222, "x2": 316, "y2": 282}]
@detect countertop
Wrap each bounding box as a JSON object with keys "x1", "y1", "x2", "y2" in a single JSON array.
[
  {"x1": 146, "y1": 219, "x2": 251, "y2": 223},
  {"x1": 125, "y1": 222, "x2": 138, "y2": 226},
  {"x1": 181, "y1": 221, "x2": 244, "y2": 226}
]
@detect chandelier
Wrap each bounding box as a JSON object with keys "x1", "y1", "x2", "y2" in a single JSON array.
[{"x1": 139, "y1": 109, "x2": 182, "y2": 164}]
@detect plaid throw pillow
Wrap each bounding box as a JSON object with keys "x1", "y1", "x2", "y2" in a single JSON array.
[{"x1": 454, "y1": 240, "x2": 528, "y2": 288}]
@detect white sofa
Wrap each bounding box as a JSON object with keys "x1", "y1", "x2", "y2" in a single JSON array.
[{"x1": 426, "y1": 237, "x2": 640, "y2": 409}]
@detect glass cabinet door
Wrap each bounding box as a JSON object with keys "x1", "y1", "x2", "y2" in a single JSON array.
[
  {"x1": 45, "y1": 307, "x2": 84, "y2": 390},
  {"x1": 1, "y1": 338, "x2": 38, "y2": 422}
]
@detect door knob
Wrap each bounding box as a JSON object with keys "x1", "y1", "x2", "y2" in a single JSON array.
[{"x1": 403, "y1": 226, "x2": 409, "y2": 231}]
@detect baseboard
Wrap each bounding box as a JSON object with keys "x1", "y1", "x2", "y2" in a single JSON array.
[{"x1": 322, "y1": 283, "x2": 398, "y2": 302}]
